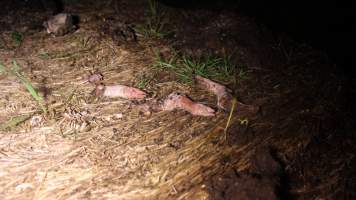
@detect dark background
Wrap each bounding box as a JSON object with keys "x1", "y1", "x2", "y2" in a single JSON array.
[
  {"x1": 160, "y1": 0, "x2": 353, "y2": 75},
  {"x1": 6, "y1": 0, "x2": 353, "y2": 73}
]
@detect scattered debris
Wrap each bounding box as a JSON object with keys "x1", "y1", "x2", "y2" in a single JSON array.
[
  {"x1": 86, "y1": 74, "x2": 245, "y2": 116},
  {"x1": 87, "y1": 72, "x2": 104, "y2": 85},
  {"x1": 86, "y1": 72, "x2": 215, "y2": 116},
  {"x1": 86, "y1": 72, "x2": 256, "y2": 117},
  {"x1": 43, "y1": 13, "x2": 76, "y2": 36},
  {"x1": 58, "y1": 108, "x2": 92, "y2": 134}
]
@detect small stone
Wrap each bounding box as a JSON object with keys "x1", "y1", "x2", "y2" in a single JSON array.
[
  {"x1": 30, "y1": 115, "x2": 43, "y2": 127},
  {"x1": 43, "y1": 13, "x2": 76, "y2": 36},
  {"x1": 114, "y1": 113, "x2": 123, "y2": 119}
]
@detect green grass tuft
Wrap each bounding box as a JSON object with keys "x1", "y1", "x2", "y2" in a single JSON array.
[
  {"x1": 154, "y1": 52, "x2": 246, "y2": 84},
  {"x1": 11, "y1": 31, "x2": 22, "y2": 47},
  {"x1": 134, "y1": 0, "x2": 169, "y2": 38},
  {"x1": 136, "y1": 75, "x2": 154, "y2": 89}
]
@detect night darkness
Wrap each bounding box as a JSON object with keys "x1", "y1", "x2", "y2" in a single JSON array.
[
  {"x1": 160, "y1": 0, "x2": 352, "y2": 74},
  {"x1": 0, "y1": 0, "x2": 354, "y2": 199}
]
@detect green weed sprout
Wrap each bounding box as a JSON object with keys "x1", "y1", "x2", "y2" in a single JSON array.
[
  {"x1": 11, "y1": 31, "x2": 22, "y2": 47},
  {"x1": 135, "y1": 0, "x2": 168, "y2": 38},
  {"x1": 0, "y1": 60, "x2": 47, "y2": 114}
]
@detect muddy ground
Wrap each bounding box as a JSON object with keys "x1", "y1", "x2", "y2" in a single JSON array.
[{"x1": 0, "y1": 0, "x2": 355, "y2": 199}]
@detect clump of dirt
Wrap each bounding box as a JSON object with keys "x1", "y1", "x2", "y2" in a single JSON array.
[
  {"x1": 100, "y1": 17, "x2": 137, "y2": 45},
  {"x1": 206, "y1": 147, "x2": 283, "y2": 200}
]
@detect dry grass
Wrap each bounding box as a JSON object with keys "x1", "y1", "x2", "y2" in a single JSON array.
[
  {"x1": 1, "y1": 1, "x2": 346, "y2": 200},
  {"x1": 0, "y1": 8, "x2": 265, "y2": 200}
]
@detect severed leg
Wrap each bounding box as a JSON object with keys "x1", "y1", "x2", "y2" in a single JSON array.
[
  {"x1": 195, "y1": 75, "x2": 231, "y2": 95},
  {"x1": 195, "y1": 75, "x2": 233, "y2": 111},
  {"x1": 160, "y1": 93, "x2": 215, "y2": 116},
  {"x1": 95, "y1": 84, "x2": 147, "y2": 100},
  {"x1": 136, "y1": 93, "x2": 215, "y2": 117},
  {"x1": 195, "y1": 75, "x2": 258, "y2": 113}
]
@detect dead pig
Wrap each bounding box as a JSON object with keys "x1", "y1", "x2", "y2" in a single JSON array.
[{"x1": 43, "y1": 13, "x2": 76, "y2": 36}]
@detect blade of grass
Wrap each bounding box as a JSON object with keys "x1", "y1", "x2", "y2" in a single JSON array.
[
  {"x1": 224, "y1": 98, "x2": 237, "y2": 141},
  {"x1": 0, "y1": 61, "x2": 47, "y2": 114},
  {"x1": 12, "y1": 60, "x2": 47, "y2": 113}
]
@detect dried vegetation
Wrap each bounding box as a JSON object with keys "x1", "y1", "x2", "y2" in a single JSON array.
[
  {"x1": 0, "y1": 0, "x2": 353, "y2": 200},
  {"x1": 0, "y1": 2, "x2": 258, "y2": 199}
]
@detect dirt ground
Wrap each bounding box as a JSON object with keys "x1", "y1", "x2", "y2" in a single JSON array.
[{"x1": 0, "y1": 0, "x2": 355, "y2": 200}]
